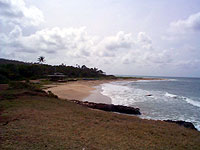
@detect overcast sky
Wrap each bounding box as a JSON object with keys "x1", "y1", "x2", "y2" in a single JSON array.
[{"x1": 0, "y1": 0, "x2": 200, "y2": 77}]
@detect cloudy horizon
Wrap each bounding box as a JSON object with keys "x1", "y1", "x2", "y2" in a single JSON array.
[{"x1": 0, "y1": 0, "x2": 200, "y2": 77}]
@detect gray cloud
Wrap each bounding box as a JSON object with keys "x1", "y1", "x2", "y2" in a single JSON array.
[
  {"x1": 1, "y1": 21, "x2": 197, "y2": 77},
  {"x1": 104, "y1": 31, "x2": 134, "y2": 50},
  {"x1": 9, "y1": 25, "x2": 22, "y2": 38},
  {"x1": 137, "y1": 32, "x2": 152, "y2": 50},
  {"x1": 94, "y1": 31, "x2": 135, "y2": 57},
  {"x1": 0, "y1": 27, "x2": 96, "y2": 58},
  {"x1": 170, "y1": 12, "x2": 200, "y2": 33},
  {"x1": 1, "y1": 0, "x2": 199, "y2": 77},
  {"x1": 0, "y1": 0, "x2": 44, "y2": 27}
]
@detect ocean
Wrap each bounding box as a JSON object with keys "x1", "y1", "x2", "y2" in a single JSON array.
[{"x1": 100, "y1": 77, "x2": 200, "y2": 130}]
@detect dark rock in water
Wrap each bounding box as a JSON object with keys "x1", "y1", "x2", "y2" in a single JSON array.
[
  {"x1": 146, "y1": 94, "x2": 152, "y2": 97},
  {"x1": 71, "y1": 100, "x2": 141, "y2": 115},
  {"x1": 164, "y1": 120, "x2": 197, "y2": 130}
]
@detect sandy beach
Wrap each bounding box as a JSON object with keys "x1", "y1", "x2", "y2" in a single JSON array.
[
  {"x1": 44, "y1": 78, "x2": 162, "y2": 103},
  {"x1": 44, "y1": 80, "x2": 112, "y2": 101},
  {"x1": 2, "y1": 78, "x2": 200, "y2": 150}
]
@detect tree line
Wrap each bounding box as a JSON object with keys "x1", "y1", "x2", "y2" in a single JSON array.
[{"x1": 0, "y1": 58, "x2": 109, "y2": 84}]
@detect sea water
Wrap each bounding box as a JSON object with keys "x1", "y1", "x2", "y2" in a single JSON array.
[{"x1": 100, "y1": 77, "x2": 200, "y2": 130}]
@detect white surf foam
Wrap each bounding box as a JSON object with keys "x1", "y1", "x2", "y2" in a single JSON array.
[
  {"x1": 101, "y1": 83, "x2": 133, "y2": 106},
  {"x1": 165, "y1": 92, "x2": 178, "y2": 98},
  {"x1": 100, "y1": 81, "x2": 200, "y2": 131},
  {"x1": 101, "y1": 82, "x2": 160, "y2": 106},
  {"x1": 165, "y1": 92, "x2": 200, "y2": 108},
  {"x1": 184, "y1": 97, "x2": 200, "y2": 108},
  {"x1": 135, "y1": 78, "x2": 177, "y2": 82},
  {"x1": 166, "y1": 79, "x2": 178, "y2": 81}
]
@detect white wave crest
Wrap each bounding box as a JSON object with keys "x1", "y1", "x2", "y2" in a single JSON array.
[
  {"x1": 184, "y1": 97, "x2": 200, "y2": 108},
  {"x1": 165, "y1": 92, "x2": 178, "y2": 98},
  {"x1": 165, "y1": 92, "x2": 200, "y2": 108}
]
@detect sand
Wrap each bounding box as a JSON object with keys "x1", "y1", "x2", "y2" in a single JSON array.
[
  {"x1": 44, "y1": 80, "x2": 112, "y2": 101},
  {"x1": 44, "y1": 78, "x2": 163, "y2": 103}
]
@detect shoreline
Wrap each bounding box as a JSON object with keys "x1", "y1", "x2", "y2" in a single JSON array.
[
  {"x1": 44, "y1": 78, "x2": 162, "y2": 102},
  {"x1": 44, "y1": 78, "x2": 200, "y2": 131},
  {"x1": 1, "y1": 79, "x2": 200, "y2": 149},
  {"x1": 1, "y1": 89, "x2": 199, "y2": 149},
  {"x1": 82, "y1": 85, "x2": 112, "y2": 104},
  {"x1": 44, "y1": 79, "x2": 113, "y2": 101}
]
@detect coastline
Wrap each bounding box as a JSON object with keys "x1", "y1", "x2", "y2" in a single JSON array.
[
  {"x1": 45, "y1": 78, "x2": 200, "y2": 131},
  {"x1": 44, "y1": 78, "x2": 165, "y2": 106},
  {"x1": 44, "y1": 78, "x2": 161, "y2": 102},
  {"x1": 82, "y1": 85, "x2": 112, "y2": 104},
  {"x1": 44, "y1": 80, "x2": 112, "y2": 101},
  {"x1": 1, "y1": 79, "x2": 200, "y2": 149}
]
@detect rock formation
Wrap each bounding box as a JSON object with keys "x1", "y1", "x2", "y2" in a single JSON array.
[
  {"x1": 71, "y1": 100, "x2": 141, "y2": 115},
  {"x1": 164, "y1": 120, "x2": 197, "y2": 130}
]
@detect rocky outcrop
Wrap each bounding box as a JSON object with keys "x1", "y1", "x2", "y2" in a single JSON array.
[
  {"x1": 71, "y1": 100, "x2": 141, "y2": 115},
  {"x1": 164, "y1": 120, "x2": 197, "y2": 130}
]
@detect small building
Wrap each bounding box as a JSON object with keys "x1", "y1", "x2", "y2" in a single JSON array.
[{"x1": 47, "y1": 72, "x2": 66, "y2": 81}]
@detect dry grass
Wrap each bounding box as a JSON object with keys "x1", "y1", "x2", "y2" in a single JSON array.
[{"x1": 0, "y1": 95, "x2": 200, "y2": 150}]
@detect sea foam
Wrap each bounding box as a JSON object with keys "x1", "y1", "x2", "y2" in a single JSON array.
[
  {"x1": 165, "y1": 92, "x2": 200, "y2": 108},
  {"x1": 100, "y1": 80, "x2": 200, "y2": 131},
  {"x1": 165, "y1": 92, "x2": 178, "y2": 98},
  {"x1": 184, "y1": 97, "x2": 200, "y2": 108}
]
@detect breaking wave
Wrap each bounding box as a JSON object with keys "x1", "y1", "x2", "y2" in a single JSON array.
[
  {"x1": 99, "y1": 80, "x2": 200, "y2": 131},
  {"x1": 165, "y1": 92, "x2": 200, "y2": 108}
]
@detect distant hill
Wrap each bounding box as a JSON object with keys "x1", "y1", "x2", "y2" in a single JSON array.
[
  {"x1": 0, "y1": 58, "x2": 30, "y2": 65},
  {"x1": 0, "y1": 58, "x2": 112, "y2": 84}
]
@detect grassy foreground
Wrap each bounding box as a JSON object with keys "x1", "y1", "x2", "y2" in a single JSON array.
[{"x1": 1, "y1": 90, "x2": 200, "y2": 149}]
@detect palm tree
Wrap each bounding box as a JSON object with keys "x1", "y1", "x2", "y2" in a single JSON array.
[{"x1": 38, "y1": 56, "x2": 45, "y2": 64}]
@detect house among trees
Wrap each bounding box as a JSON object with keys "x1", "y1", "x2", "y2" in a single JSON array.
[
  {"x1": 47, "y1": 72, "x2": 66, "y2": 81},
  {"x1": 0, "y1": 58, "x2": 108, "y2": 84}
]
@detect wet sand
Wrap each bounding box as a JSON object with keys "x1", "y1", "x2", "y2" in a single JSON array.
[
  {"x1": 44, "y1": 78, "x2": 163, "y2": 103},
  {"x1": 44, "y1": 80, "x2": 112, "y2": 101},
  {"x1": 82, "y1": 85, "x2": 112, "y2": 104}
]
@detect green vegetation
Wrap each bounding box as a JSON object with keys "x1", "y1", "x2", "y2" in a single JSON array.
[
  {"x1": 37, "y1": 56, "x2": 45, "y2": 64},
  {"x1": 1, "y1": 59, "x2": 199, "y2": 149},
  {"x1": 8, "y1": 81, "x2": 40, "y2": 91},
  {"x1": 0, "y1": 58, "x2": 113, "y2": 84},
  {"x1": 0, "y1": 87, "x2": 200, "y2": 150},
  {"x1": 0, "y1": 82, "x2": 56, "y2": 101}
]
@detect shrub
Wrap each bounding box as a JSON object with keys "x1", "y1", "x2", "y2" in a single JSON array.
[
  {"x1": 47, "y1": 91, "x2": 58, "y2": 98},
  {"x1": 0, "y1": 74, "x2": 9, "y2": 84},
  {"x1": 8, "y1": 81, "x2": 40, "y2": 91}
]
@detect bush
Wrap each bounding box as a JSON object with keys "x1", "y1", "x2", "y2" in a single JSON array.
[
  {"x1": 0, "y1": 93, "x2": 17, "y2": 100},
  {"x1": 0, "y1": 74, "x2": 9, "y2": 84},
  {"x1": 8, "y1": 81, "x2": 40, "y2": 91},
  {"x1": 47, "y1": 91, "x2": 58, "y2": 98}
]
